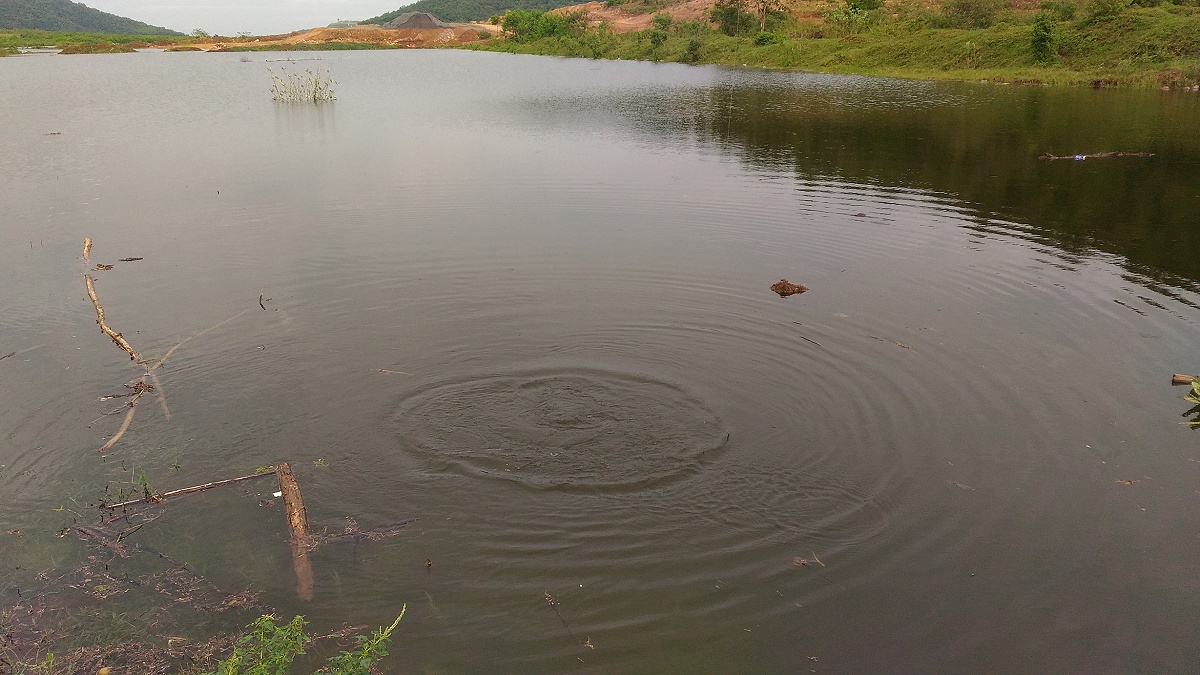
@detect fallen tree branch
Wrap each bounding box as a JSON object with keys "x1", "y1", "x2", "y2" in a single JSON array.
[
  {"x1": 1039, "y1": 151, "x2": 1154, "y2": 161},
  {"x1": 146, "y1": 369, "x2": 171, "y2": 420},
  {"x1": 102, "y1": 468, "x2": 278, "y2": 510},
  {"x1": 85, "y1": 274, "x2": 139, "y2": 361},
  {"x1": 83, "y1": 237, "x2": 92, "y2": 261},
  {"x1": 316, "y1": 520, "x2": 417, "y2": 546},
  {"x1": 1172, "y1": 374, "x2": 1197, "y2": 386}
]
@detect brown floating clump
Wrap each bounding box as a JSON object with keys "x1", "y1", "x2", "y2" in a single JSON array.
[
  {"x1": 771, "y1": 279, "x2": 808, "y2": 297},
  {"x1": 1171, "y1": 373, "x2": 1196, "y2": 385}
]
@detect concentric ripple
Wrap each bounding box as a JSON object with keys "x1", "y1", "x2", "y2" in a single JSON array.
[{"x1": 390, "y1": 367, "x2": 729, "y2": 491}]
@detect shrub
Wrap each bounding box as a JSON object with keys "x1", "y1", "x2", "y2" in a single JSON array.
[
  {"x1": 649, "y1": 28, "x2": 669, "y2": 48},
  {"x1": 1085, "y1": 0, "x2": 1131, "y2": 19},
  {"x1": 711, "y1": 0, "x2": 758, "y2": 35},
  {"x1": 1031, "y1": 12, "x2": 1056, "y2": 61},
  {"x1": 653, "y1": 13, "x2": 673, "y2": 30},
  {"x1": 754, "y1": 31, "x2": 785, "y2": 45},
  {"x1": 942, "y1": 0, "x2": 1006, "y2": 28},
  {"x1": 501, "y1": 10, "x2": 588, "y2": 42},
  {"x1": 1040, "y1": 0, "x2": 1078, "y2": 19},
  {"x1": 824, "y1": 3, "x2": 882, "y2": 33},
  {"x1": 686, "y1": 37, "x2": 703, "y2": 61}
]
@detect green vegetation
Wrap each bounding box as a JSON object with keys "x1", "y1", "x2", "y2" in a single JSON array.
[
  {"x1": 0, "y1": 28, "x2": 189, "y2": 54},
  {"x1": 364, "y1": 0, "x2": 579, "y2": 23},
  {"x1": 0, "y1": 0, "x2": 180, "y2": 35},
  {"x1": 269, "y1": 67, "x2": 337, "y2": 102},
  {"x1": 204, "y1": 611, "x2": 405, "y2": 675},
  {"x1": 1185, "y1": 380, "x2": 1200, "y2": 428},
  {"x1": 221, "y1": 42, "x2": 399, "y2": 51},
  {"x1": 468, "y1": 1, "x2": 1200, "y2": 87}
]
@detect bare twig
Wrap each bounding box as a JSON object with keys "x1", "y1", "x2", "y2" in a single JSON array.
[
  {"x1": 0, "y1": 351, "x2": 14, "y2": 361},
  {"x1": 869, "y1": 335, "x2": 912, "y2": 351},
  {"x1": 85, "y1": 274, "x2": 139, "y2": 361},
  {"x1": 146, "y1": 369, "x2": 170, "y2": 420},
  {"x1": 82, "y1": 237, "x2": 92, "y2": 261},
  {"x1": 377, "y1": 369, "x2": 411, "y2": 375},
  {"x1": 102, "y1": 469, "x2": 278, "y2": 510}
]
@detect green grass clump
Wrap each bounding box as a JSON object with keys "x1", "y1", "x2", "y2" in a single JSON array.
[
  {"x1": 204, "y1": 609, "x2": 405, "y2": 675},
  {"x1": 269, "y1": 66, "x2": 337, "y2": 102}
]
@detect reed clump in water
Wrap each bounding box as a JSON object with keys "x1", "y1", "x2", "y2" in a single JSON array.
[{"x1": 268, "y1": 66, "x2": 336, "y2": 103}]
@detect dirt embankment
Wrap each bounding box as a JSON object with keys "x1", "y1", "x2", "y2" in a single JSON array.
[{"x1": 184, "y1": 25, "x2": 495, "y2": 51}]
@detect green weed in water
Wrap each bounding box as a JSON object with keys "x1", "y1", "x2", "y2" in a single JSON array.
[{"x1": 268, "y1": 67, "x2": 336, "y2": 103}]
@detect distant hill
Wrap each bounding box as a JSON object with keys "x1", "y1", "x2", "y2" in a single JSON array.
[
  {"x1": 0, "y1": 0, "x2": 181, "y2": 34},
  {"x1": 364, "y1": 0, "x2": 580, "y2": 24}
]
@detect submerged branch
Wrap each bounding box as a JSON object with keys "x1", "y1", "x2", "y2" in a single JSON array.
[{"x1": 102, "y1": 468, "x2": 278, "y2": 510}]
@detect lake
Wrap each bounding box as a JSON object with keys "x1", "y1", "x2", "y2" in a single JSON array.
[{"x1": 1, "y1": 49, "x2": 1199, "y2": 672}]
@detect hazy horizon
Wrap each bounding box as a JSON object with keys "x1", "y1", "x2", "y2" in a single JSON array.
[{"x1": 82, "y1": 0, "x2": 410, "y2": 36}]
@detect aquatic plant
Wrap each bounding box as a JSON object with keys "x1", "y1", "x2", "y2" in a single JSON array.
[
  {"x1": 1184, "y1": 380, "x2": 1200, "y2": 428},
  {"x1": 268, "y1": 67, "x2": 336, "y2": 103},
  {"x1": 205, "y1": 608, "x2": 405, "y2": 675}
]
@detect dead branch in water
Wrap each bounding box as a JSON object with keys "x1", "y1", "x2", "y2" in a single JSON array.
[
  {"x1": 146, "y1": 369, "x2": 170, "y2": 420},
  {"x1": 0, "y1": 351, "x2": 14, "y2": 361},
  {"x1": 869, "y1": 335, "x2": 913, "y2": 351},
  {"x1": 544, "y1": 592, "x2": 594, "y2": 652},
  {"x1": 377, "y1": 368, "x2": 411, "y2": 375},
  {"x1": 82, "y1": 237, "x2": 92, "y2": 261},
  {"x1": 1039, "y1": 151, "x2": 1154, "y2": 161},
  {"x1": 150, "y1": 308, "x2": 251, "y2": 371},
  {"x1": 277, "y1": 462, "x2": 314, "y2": 601},
  {"x1": 1172, "y1": 374, "x2": 1197, "y2": 386},
  {"x1": 315, "y1": 520, "x2": 417, "y2": 547},
  {"x1": 84, "y1": 274, "x2": 139, "y2": 361},
  {"x1": 102, "y1": 468, "x2": 278, "y2": 510}
]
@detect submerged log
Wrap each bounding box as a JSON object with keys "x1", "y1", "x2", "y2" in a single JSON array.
[{"x1": 277, "y1": 462, "x2": 314, "y2": 601}]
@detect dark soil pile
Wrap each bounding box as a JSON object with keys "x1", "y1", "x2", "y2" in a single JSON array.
[{"x1": 382, "y1": 12, "x2": 449, "y2": 29}]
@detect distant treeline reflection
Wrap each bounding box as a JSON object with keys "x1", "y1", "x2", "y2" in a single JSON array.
[{"x1": 647, "y1": 79, "x2": 1200, "y2": 289}]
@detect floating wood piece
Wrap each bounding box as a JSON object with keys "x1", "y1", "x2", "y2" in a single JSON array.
[
  {"x1": 83, "y1": 237, "x2": 92, "y2": 261},
  {"x1": 74, "y1": 524, "x2": 130, "y2": 558},
  {"x1": 771, "y1": 279, "x2": 808, "y2": 297},
  {"x1": 277, "y1": 462, "x2": 314, "y2": 601},
  {"x1": 85, "y1": 274, "x2": 139, "y2": 361},
  {"x1": 318, "y1": 520, "x2": 417, "y2": 546},
  {"x1": 103, "y1": 468, "x2": 278, "y2": 510},
  {"x1": 1171, "y1": 374, "x2": 1197, "y2": 386},
  {"x1": 0, "y1": 352, "x2": 14, "y2": 361},
  {"x1": 1039, "y1": 151, "x2": 1154, "y2": 161}
]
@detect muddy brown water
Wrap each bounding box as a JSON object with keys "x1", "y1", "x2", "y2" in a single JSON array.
[{"x1": 1, "y1": 50, "x2": 1199, "y2": 672}]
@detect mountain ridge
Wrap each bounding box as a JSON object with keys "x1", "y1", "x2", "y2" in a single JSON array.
[
  {"x1": 363, "y1": 0, "x2": 581, "y2": 24},
  {"x1": 0, "y1": 0, "x2": 181, "y2": 35}
]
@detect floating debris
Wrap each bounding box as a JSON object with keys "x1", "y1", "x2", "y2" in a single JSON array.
[
  {"x1": 1039, "y1": 151, "x2": 1154, "y2": 161},
  {"x1": 770, "y1": 279, "x2": 808, "y2": 297},
  {"x1": 118, "y1": 257, "x2": 143, "y2": 262}
]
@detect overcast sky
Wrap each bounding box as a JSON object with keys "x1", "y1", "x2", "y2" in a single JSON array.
[{"x1": 84, "y1": 1, "x2": 412, "y2": 36}]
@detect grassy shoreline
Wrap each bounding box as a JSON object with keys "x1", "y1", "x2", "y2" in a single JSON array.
[
  {"x1": 465, "y1": 4, "x2": 1200, "y2": 88},
  {"x1": 5, "y1": 3, "x2": 1198, "y2": 88}
]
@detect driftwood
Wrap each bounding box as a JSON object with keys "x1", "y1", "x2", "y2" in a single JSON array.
[
  {"x1": 1172, "y1": 374, "x2": 1197, "y2": 386},
  {"x1": 1039, "y1": 151, "x2": 1154, "y2": 161},
  {"x1": 103, "y1": 469, "x2": 278, "y2": 510},
  {"x1": 83, "y1": 237, "x2": 92, "y2": 261},
  {"x1": 74, "y1": 524, "x2": 130, "y2": 558},
  {"x1": 0, "y1": 352, "x2": 14, "y2": 361},
  {"x1": 85, "y1": 274, "x2": 139, "y2": 361},
  {"x1": 318, "y1": 520, "x2": 417, "y2": 546},
  {"x1": 277, "y1": 462, "x2": 314, "y2": 601}
]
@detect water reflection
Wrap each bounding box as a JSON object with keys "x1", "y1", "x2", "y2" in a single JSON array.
[{"x1": 273, "y1": 101, "x2": 336, "y2": 142}]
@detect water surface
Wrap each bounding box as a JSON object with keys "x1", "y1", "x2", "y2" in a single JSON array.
[{"x1": 1, "y1": 50, "x2": 1199, "y2": 672}]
